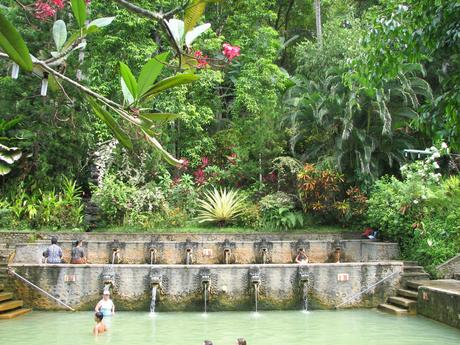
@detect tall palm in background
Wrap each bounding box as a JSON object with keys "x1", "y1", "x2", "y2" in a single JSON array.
[{"x1": 284, "y1": 63, "x2": 432, "y2": 182}]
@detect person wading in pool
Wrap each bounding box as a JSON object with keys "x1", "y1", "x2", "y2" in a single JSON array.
[
  {"x1": 203, "y1": 341, "x2": 213, "y2": 345},
  {"x1": 236, "y1": 338, "x2": 247, "y2": 345},
  {"x1": 95, "y1": 290, "x2": 115, "y2": 316},
  {"x1": 93, "y1": 312, "x2": 107, "y2": 336}
]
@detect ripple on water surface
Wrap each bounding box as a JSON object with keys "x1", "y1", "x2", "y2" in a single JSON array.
[{"x1": 0, "y1": 309, "x2": 459, "y2": 345}]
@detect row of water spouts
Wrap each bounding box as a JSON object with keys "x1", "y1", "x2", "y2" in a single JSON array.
[
  {"x1": 105, "y1": 272, "x2": 309, "y2": 315},
  {"x1": 109, "y1": 246, "x2": 274, "y2": 265}
]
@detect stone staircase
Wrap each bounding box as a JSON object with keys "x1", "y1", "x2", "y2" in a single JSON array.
[
  {"x1": 0, "y1": 243, "x2": 31, "y2": 319},
  {"x1": 378, "y1": 261, "x2": 429, "y2": 315}
]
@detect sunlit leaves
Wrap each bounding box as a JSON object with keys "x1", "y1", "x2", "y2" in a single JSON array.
[{"x1": 0, "y1": 11, "x2": 33, "y2": 71}]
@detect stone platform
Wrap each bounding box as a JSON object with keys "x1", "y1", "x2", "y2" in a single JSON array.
[{"x1": 412, "y1": 279, "x2": 460, "y2": 329}]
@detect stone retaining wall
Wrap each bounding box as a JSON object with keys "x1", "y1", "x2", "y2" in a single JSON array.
[{"x1": 9, "y1": 262, "x2": 403, "y2": 311}]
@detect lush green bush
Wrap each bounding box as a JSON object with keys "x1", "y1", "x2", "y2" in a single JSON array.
[
  {"x1": 366, "y1": 145, "x2": 460, "y2": 273},
  {"x1": 0, "y1": 177, "x2": 84, "y2": 230},
  {"x1": 259, "y1": 192, "x2": 303, "y2": 231}
]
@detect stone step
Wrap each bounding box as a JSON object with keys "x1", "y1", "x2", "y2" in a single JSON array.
[
  {"x1": 0, "y1": 308, "x2": 31, "y2": 320},
  {"x1": 0, "y1": 292, "x2": 13, "y2": 302},
  {"x1": 397, "y1": 288, "x2": 418, "y2": 299},
  {"x1": 406, "y1": 280, "x2": 430, "y2": 290},
  {"x1": 0, "y1": 300, "x2": 23, "y2": 312},
  {"x1": 378, "y1": 303, "x2": 408, "y2": 315},
  {"x1": 403, "y1": 266, "x2": 425, "y2": 273},
  {"x1": 388, "y1": 296, "x2": 417, "y2": 313},
  {"x1": 401, "y1": 273, "x2": 430, "y2": 286},
  {"x1": 403, "y1": 261, "x2": 419, "y2": 266}
]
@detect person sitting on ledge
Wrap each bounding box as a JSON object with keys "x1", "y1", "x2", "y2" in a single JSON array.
[
  {"x1": 93, "y1": 312, "x2": 107, "y2": 336},
  {"x1": 71, "y1": 240, "x2": 87, "y2": 264},
  {"x1": 203, "y1": 341, "x2": 213, "y2": 345},
  {"x1": 42, "y1": 236, "x2": 63, "y2": 264},
  {"x1": 295, "y1": 249, "x2": 309, "y2": 264},
  {"x1": 236, "y1": 338, "x2": 247, "y2": 345},
  {"x1": 95, "y1": 290, "x2": 115, "y2": 316}
]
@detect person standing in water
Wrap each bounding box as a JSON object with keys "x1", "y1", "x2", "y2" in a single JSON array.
[
  {"x1": 95, "y1": 290, "x2": 115, "y2": 316},
  {"x1": 93, "y1": 312, "x2": 106, "y2": 336},
  {"x1": 236, "y1": 338, "x2": 247, "y2": 345}
]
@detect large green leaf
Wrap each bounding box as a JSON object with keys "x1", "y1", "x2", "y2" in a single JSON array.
[
  {"x1": 142, "y1": 129, "x2": 182, "y2": 166},
  {"x1": 184, "y1": 1, "x2": 206, "y2": 33},
  {"x1": 120, "y1": 78, "x2": 135, "y2": 105},
  {"x1": 88, "y1": 17, "x2": 116, "y2": 29},
  {"x1": 119, "y1": 62, "x2": 138, "y2": 100},
  {"x1": 140, "y1": 113, "x2": 180, "y2": 122},
  {"x1": 0, "y1": 11, "x2": 33, "y2": 71},
  {"x1": 70, "y1": 0, "x2": 87, "y2": 28},
  {"x1": 52, "y1": 20, "x2": 67, "y2": 52},
  {"x1": 87, "y1": 97, "x2": 133, "y2": 149},
  {"x1": 137, "y1": 52, "x2": 170, "y2": 97},
  {"x1": 139, "y1": 73, "x2": 199, "y2": 102},
  {"x1": 0, "y1": 163, "x2": 11, "y2": 176}
]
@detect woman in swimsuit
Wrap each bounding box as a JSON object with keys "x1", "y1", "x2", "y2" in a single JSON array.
[{"x1": 95, "y1": 290, "x2": 115, "y2": 316}]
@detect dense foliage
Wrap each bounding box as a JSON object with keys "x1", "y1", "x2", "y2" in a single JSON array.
[
  {"x1": 0, "y1": 1, "x2": 459, "y2": 272},
  {"x1": 367, "y1": 145, "x2": 460, "y2": 274}
]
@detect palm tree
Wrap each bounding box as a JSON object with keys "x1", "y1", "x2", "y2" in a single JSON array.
[{"x1": 284, "y1": 63, "x2": 432, "y2": 181}]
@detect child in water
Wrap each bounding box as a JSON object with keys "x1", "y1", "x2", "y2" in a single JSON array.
[{"x1": 93, "y1": 312, "x2": 107, "y2": 336}]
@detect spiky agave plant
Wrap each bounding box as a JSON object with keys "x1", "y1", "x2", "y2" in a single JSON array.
[{"x1": 197, "y1": 188, "x2": 246, "y2": 225}]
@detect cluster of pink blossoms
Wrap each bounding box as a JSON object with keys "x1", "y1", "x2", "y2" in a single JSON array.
[
  {"x1": 34, "y1": 0, "x2": 91, "y2": 20},
  {"x1": 193, "y1": 43, "x2": 240, "y2": 68},
  {"x1": 222, "y1": 43, "x2": 240, "y2": 61}
]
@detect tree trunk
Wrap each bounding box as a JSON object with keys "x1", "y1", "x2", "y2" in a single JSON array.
[{"x1": 314, "y1": 0, "x2": 322, "y2": 45}]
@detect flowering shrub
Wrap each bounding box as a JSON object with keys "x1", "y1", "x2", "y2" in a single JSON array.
[{"x1": 222, "y1": 43, "x2": 241, "y2": 61}]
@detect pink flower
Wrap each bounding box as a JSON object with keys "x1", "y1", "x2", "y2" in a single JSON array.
[
  {"x1": 194, "y1": 50, "x2": 208, "y2": 69},
  {"x1": 35, "y1": 1, "x2": 56, "y2": 20},
  {"x1": 222, "y1": 43, "x2": 241, "y2": 61},
  {"x1": 201, "y1": 156, "x2": 209, "y2": 168}
]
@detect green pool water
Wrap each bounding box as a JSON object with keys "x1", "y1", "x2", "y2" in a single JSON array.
[{"x1": 0, "y1": 309, "x2": 459, "y2": 345}]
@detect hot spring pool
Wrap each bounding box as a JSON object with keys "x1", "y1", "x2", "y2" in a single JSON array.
[{"x1": 0, "y1": 309, "x2": 459, "y2": 345}]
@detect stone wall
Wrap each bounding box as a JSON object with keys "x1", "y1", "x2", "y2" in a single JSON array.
[
  {"x1": 417, "y1": 282, "x2": 460, "y2": 329},
  {"x1": 9, "y1": 262, "x2": 402, "y2": 311},
  {"x1": 437, "y1": 254, "x2": 460, "y2": 278},
  {"x1": 0, "y1": 231, "x2": 361, "y2": 245},
  {"x1": 12, "y1": 239, "x2": 400, "y2": 265}
]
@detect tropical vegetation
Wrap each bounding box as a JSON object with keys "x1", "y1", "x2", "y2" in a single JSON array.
[{"x1": 0, "y1": 1, "x2": 459, "y2": 273}]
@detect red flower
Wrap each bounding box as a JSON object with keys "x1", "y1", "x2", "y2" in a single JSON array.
[
  {"x1": 201, "y1": 156, "x2": 209, "y2": 168},
  {"x1": 222, "y1": 43, "x2": 241, "y2": 62},
  {"x1": 51, "y1": 0, "x2": 65, "y2": 8},
  {"x1": 194, "y1": 50, "x2": 208, "y2": 69},
  {"x1": 35, "y1": 1, "x2": 56, "y2": 20},
  {"x1": 194, "y1": 169, "x2": 206, "y2": 185}
]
